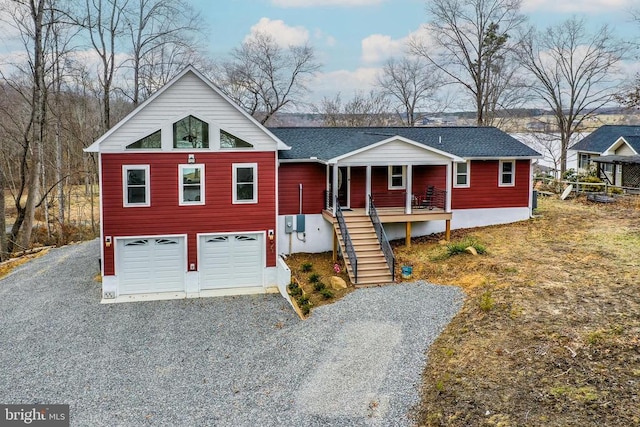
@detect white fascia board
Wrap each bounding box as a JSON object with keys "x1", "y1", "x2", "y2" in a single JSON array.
[
  {"x1": 84, "y1": 66, "x2": 290, "y2": 153},
  {"x1": 462, "y1": 156, "x2": 542, "y2": 160},
  {"x1": 328, "y1": 135, "x2": 464, "y2": 163},
  {"x1": 603, "y1": 137, "x2": 638, "y2": 156}
]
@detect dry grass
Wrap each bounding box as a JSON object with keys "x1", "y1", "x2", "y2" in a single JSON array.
[
  {"x1": 400, "y1": 196, "x2": 640, "y2": 426},
  {"x1": 0, "y1": 249, "x2": 49, "y2": 279}
]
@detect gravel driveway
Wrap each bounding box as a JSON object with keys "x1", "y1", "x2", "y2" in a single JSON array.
[{"x1": 0, "y1": 239, "x2": 463, "y2": 426}]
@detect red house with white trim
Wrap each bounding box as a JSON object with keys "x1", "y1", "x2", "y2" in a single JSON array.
[{"x1": 87, "y1": 67, "x2": 540, "y2": 302}]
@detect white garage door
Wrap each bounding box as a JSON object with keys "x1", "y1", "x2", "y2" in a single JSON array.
[
  {"x1": 199, "y1": 234, "x2": 263, "y2": 290},
  {"x1": 117, "y1": 237, "x2": 186, "y2": 295}
]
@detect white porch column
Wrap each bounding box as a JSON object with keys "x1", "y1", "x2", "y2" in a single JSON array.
[
  {"x1": 365, "y1": 165, "x2": 372, "y2": 215},
  {"x1": 405, "y1": 164, "x2": 413, "y2": 214},
  {"x1": 446, "y1": 162, "x2": 452, "y2": 212},
  {"x1": 332, "y1": 164, "x2": 339, "y2": 215}
]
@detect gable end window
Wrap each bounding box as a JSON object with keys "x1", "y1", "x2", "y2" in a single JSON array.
[
  {"x1": 127, "y1": 130, "x2": 161, "y2": 149},
  {"x1": 454, "y1": 161, "x2": 470, "y2": 188},
  {"x1": 179, "y1": 164, "x2": 205, "y2": 205},
  {"x1": 220, "y1": 129, "x2": 253, "y2": 148},
  {"x1": 173, "y1": 115, "x2": 209, "y2": 149},
  {"x1": 123, "y1": 165, "x2": 150, "y2": 207},
  {"x1": 499, "y1": 160, "x2": 515, "y2": 187},
  {"x1": 233, "y1": 163, "x2": 257, "y2": 203},
  {"x1": 388, "y1": 165, "x2": 406, "y2": 189}
]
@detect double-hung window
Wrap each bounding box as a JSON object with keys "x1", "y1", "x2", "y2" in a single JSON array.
[
  {"x1": 499, "y1": 160, "x2": 515, "y2": 187},
  {"x1": 454, "y1": 162, "x2": 470, "y2": 187},
  {"x1": 388, "y1": 165, "x2": 406, "y2": 189},
  {"x1": 179, "y1": 164, "x2": 205, "y2": 205},
  {"x1": 233, "y1": 163, "x2": 257, "y2": 203},
  {"x1": 123, "y1": 165, "x2": 150, "y2": 207}
]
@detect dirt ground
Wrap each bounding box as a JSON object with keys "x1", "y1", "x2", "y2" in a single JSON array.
[{"x1": 396, "y1": 195, "x2": 640, "y2": 426}]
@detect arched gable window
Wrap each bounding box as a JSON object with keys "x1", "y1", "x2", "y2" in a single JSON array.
[{"x1": 173, "y1": 115, "x2": 209, "y2": 149}]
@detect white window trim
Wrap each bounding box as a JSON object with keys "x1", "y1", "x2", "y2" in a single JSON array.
[
  {"x1": 499, "y1": 160, "x2": 515, "y2": 187},
  {"x1": 388, "y1": 165, "x2": 406, "y2": 190},
  {"x1": 179, "y1": 164, "x2": 205, "y2": 206},
  {"x1": 233, "y1": 163, "x2": 258, "y2": 204},
  {"x1": 454, "y1": 161, "x2": 470, "y2": 188},
  {"x1": 122, "y1": 165, "x2": 150, "y2": 207}
]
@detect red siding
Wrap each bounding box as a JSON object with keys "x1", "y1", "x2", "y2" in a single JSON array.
[
  {"x1": 278, "y1": 163, "x2": 326, "y2": 215},
  {"x1": 452, "y1": 160, "x2": 530, "y2": 209},
  {"x1": 413, "y1": 165, "x2": 447, "y2": 195},
  {"x1": 101, "y1": 152, "x2": 277, "y2": 275}
]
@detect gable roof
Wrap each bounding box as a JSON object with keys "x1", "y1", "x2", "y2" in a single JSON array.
[
  {"x1": 270, "y1": 126, "x2": 540, "y2": 161},
  {"x1": 570, "y1": 125, "x2": 640, "y2": 154},
  {"x1": 85, "y1": 66, "x2": 289, "y2": 152}
]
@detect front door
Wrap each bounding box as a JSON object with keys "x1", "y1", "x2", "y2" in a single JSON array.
[{"x1": 337, "y1": 166, "x2": 349, "y2": 208}]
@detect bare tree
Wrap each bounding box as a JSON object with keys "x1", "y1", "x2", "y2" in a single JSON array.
[
  {"x1": 410, "y1": 0, "x2": 526, "y2": 126},
  {"x1": 82, "y1": 0, "x2": 128, "y2": 132},
  {"x1": 518, "y1": 17, "x2": 628, "y2": 175},
  {"x1": 377, "y1": 56, "x2": 442, "y2": 126},
  {"x1": 313, "y1": 91, "x2": 391, "y2": 127},
  {"x1": 122, "y1": 0, "x2": 204, "y2": 105},
  {"x1": 214, "y1": 31, "x2": 321, "y2": 125}
]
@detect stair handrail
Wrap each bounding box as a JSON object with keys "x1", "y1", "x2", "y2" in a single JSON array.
[
  {"x1": 368, "y1": 195, "x2": 395, "y2": 281},
  {"x1": 335, "y1": 196, "x2": 357, "y2": 283}
]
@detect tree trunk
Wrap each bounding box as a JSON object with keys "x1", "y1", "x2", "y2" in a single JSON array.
[{"x1": 0, "y1": 171, "x2": 6, "y2": 262}]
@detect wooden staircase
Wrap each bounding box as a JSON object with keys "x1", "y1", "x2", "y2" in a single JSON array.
[{"x1": 335, "y1": 212, "x2": 393, "y2": 286}]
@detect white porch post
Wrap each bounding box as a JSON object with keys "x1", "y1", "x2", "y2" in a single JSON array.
[
  {"x1": 446, "y1": 162, "x2": 452, "y2": 212},
  {"x1": 405, "y1": 164, "x2": 413, "y2": 214},
  {"x1": 365, "y1": 165, "x2": 372, "y2": 215},
  {"x1": 332, "y1": 164, "x2": 339, "y2": 215}
]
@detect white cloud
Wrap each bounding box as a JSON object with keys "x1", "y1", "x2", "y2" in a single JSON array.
[
  {"x1": 522, "y1": 0, "x2": 634, "y2": 13},
  {"x1": 307, "y1": 67, "x2": 382, "y2": 103},
  {"x1": 360, "y1": 26, "x2": 434, "y2": 64},
  {"x1": 245, "y1": 17, "x2": 310, "y2": 47},
  {"x1": 272, "y1": 0, "x2": 384, "y2": 7},
  {"x1": 361, "y1": 34, "x2": 405, "y2": 63}
]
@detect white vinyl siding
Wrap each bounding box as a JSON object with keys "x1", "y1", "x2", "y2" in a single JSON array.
[
  {"x1": 338, "y1": 139, "x2": 452, "y2": 165},
  {"x1": 499, "y1": 160, "x2": 515, "y2": 187},
  {"x1": 454, "y1": 161, "x2": 470, "y2": 188},
  {"x1": 122, "y1": 165, "x2": 150, "y2": 207},
  {"x1": 96, "y1": 72, "x2": 278, "y2": 152}
]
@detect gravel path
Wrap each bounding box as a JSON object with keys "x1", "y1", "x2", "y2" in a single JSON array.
[{"x1": 0, "y1": 239, "x2": 463, "y2": 426}]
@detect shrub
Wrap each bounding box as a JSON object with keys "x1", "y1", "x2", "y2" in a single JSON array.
[
  {"x1": 479, "y1": 290, "x2": 495, "y2": 312},
  {"x1": 287, "y1": 281, "x2": 302, "y2": 297},
  {"x1": 445, "y1": 237, "x2": 486, "y2": 257},
  {"x1": 297, "y1": 295, "x2": 309, "y2": 306},
  {"x1": 320, "y1": 288, "x2": 334, "y2": 299},
  {"x1": 300, "y1": 303, "x2": 311, "y2": 316},
  {"x1": 300, "y1": 262, "x2": 313, "y2": 272},
  {"x1": 313, "y1": 282, "x2": 326, "y2": 292},
  {"x1": 308, "y1": 273, "x2": 321, "y2": 283}
]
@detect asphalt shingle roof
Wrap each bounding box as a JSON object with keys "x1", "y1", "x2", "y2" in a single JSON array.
[
  {"x1": 270, "y1": 127, "x2": 540, "y2": 161},
  {"x1": 571, "y1": 125, "x2": 640, "y2": 153}
]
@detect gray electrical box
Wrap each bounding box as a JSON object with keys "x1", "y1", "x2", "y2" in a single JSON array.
[
  {"x1": 296, "y1": 214, "x2": 305, "y2": 232},
  {"x1": 285, "y1": 216, "x2": 294, "y2": 233}
]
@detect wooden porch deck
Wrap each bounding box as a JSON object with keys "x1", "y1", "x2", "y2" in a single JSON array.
[{"x1": 322, "y1": 207, "x2": 452, "y2": 224}]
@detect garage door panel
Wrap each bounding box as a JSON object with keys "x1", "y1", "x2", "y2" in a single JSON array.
[
  {"x1": 199, "y1": 233, "x2": 263, "y2": 290},
  {"x1": 117, "y1": 237, "x2": 185, "y2": 295}
]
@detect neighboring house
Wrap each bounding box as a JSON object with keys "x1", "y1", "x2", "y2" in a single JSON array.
[
  {"x1": 87, "y1": 66, "x2": 540, "y2": 303},
  {"x1": 570, "y1": 125, "x2": 640, "y2": 188}
]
